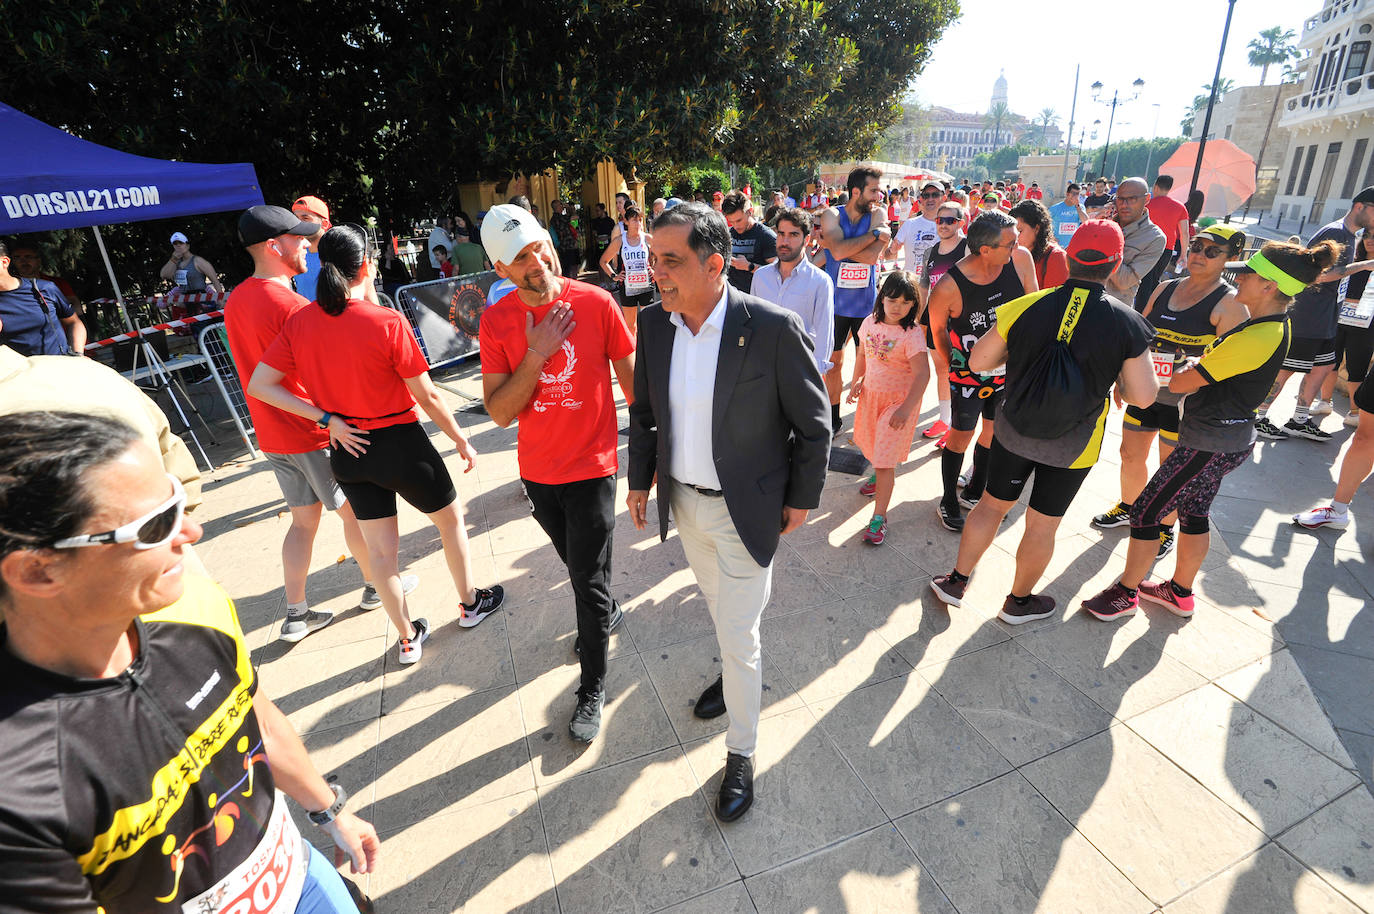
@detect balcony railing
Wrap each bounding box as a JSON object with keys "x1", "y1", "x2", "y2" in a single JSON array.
[
  {"x1": 1305, "y1": 0, "x2": 1367, "y2": 35},
  {"x1": 1286, "y1": 71, "x2": 1374, "y2": 120}
]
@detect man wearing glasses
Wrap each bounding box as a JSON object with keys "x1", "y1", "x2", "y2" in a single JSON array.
[
  {"x1": 1106, "y1": 177, "x2": 1166, "y2": 311},
  {"x1": 892, "y1": 182, "x2": 944, "y2": 281}
]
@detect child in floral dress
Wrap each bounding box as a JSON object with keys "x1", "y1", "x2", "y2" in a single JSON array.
[{"x1": 848, "y1": 271, "x2": 931, "y2": 544}]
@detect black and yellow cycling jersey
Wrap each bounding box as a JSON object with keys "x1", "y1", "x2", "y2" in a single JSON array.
[
  {"x1": 0, "y1": 576, "x2": 296, "y2": 914},
  {"x1": 1183, "y1": 312, "x2": 1291, "y2": 453},
  {"x1": 1145, "y1": 279, "x2": 1230, "y2": 406}
]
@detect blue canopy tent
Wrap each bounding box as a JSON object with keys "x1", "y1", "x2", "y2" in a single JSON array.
[{"x1": 0, "y1": 100, "x2": 264, "y2": 328}]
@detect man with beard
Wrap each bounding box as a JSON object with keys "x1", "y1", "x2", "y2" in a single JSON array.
[
  {"x1": 751, "y1": 207, "x2": 835, "y2": 373},
  {"x1": 479, "y1": 205, "x2": 636, "y2": 745}
]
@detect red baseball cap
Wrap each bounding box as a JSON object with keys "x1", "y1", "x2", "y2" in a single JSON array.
[
  {"x1": 712, "y1": 191, "x2": 724, "y2": 201},
  {"x1": 292, "y1": 195, "x2": 331, "y2": 227},
  {"x1": 1066, "y1": 219, "x2": 1124, "y2": 265}
]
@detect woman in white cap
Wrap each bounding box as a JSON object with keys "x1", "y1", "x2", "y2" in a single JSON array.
[{"x1": 159, "y1": 232, "x2": 225, "y2": 296}]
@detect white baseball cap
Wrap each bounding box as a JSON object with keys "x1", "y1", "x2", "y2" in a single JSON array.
[
  {"x1": 170, "y1": 231, "x2": 189, "y2": 244},
  {"x1": 480, "y1": 204, "x2": 550, "y2": 267}
]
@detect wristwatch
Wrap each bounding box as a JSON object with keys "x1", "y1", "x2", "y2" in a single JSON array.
[
  {"x1": 316, "y1": 411, "x2": 332, "y2": 429},
  {"x1": 307, "y1": 782, "x2": 348, "y2": 825},
  {"x1": 872, "y1": 228, "x2": 883, "y2": 239}
]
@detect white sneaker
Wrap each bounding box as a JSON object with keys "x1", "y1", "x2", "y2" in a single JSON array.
[
  {"x1": 398, "y1": 618, "x2": 430, "y2": 665},
  {"x1": 1312, "y1": 399, "x2": 1334, "y2": 416},
  {"x1": 1292, "y1": 505, "x2": 1350, "y2": 530},
  {"x1": 1346, "y1": 410, "x2": 1361, "y2": 428},
  {"x1": 957, "y1": 468, "x2": 972, "y2": 489}
]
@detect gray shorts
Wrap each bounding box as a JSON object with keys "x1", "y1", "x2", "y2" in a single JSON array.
[{"x1": 264, "y1": 449, "x2": 346, "y2": 510}]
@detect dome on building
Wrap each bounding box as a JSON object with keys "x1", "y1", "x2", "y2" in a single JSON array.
[{"x1": 991, "y1": 70, "x2": 1008, "y2": 112}]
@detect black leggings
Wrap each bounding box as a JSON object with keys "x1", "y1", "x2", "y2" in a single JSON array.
[
  {"x1": 1334, "y1": 322, "x2": 1374, "y2": 385},
  {"x1": 328, "y1": 421, "x2": 456, "y2": 520}
]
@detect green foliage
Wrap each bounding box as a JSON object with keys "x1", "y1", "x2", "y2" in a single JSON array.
[
  {"x1": 876, "y1": 102, "x2": 933, "y2": 165},
  {"x1": 1248, "y1": 27, "x2": 1301, "y2": 86},
  {"x1": 1079, "y1": 137, "x2": 1185, "y2": 184}
]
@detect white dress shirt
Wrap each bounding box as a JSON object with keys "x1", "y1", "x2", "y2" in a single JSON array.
[
  {"x1": 668, "y1": 284, "x2": 728, "y2": 490},
  {"x1": 751, "y1": 258, "x2": 834, "y2": 372}
]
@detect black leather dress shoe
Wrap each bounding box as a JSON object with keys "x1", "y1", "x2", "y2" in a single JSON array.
[
  {"x1": 693, "y1": 674, "x2": 727, "y2": 719},
  {"x1": 716, "y1": 752, "x2": 754, "y2": 822}
]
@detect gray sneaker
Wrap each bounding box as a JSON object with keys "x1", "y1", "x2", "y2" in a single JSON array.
[
  {"x1": 569, "y1": 691, "x2": 604, "y2": 743},
  {"x1": 359, "y1": 574, "x2": 419, "y2": 610},
  {"x1": 279, "y1": 609, "x2": 334, "y2": 643}
]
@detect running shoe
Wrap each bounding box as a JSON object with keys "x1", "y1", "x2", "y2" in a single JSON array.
[
  {"x1": 1283, "y1": 418, "x2": 1331, "y2": 441},
  {"x1": 459, "y1": 585, "x2": 505, "y2": 628},
  {"x1": 957, "y1": 491, "x2": 980, "y2": 510},
  {"x1": 930, "y1": 573, "x2": 967, "y2": 607},
  {"x1": 1157, "y1": 528, "x2": 1177, "y2": 558},
  {"x1": 1081, "y1": 582, "x2": 1138, "y2": 621},
  {"x1": 957, "y1": 468, "x2": 972, "y2": 489},
  {"x1": 569, "y1": 690, "x2": 604, "y2": 743},
  {"x1": 1346, "y1": 409, "x2": 1361, "y2": 428},
  {"x1": 397, "y1": 617, "x2": 430, "y2": 665},
  {"x1": 998, "y1": 593, "x2": 1057, "y2": 625},
  {"x1": 1255, "y1": 418, "x2": 1289, "y2": 440},
  {"x1": 863, "y1": 514, "x2": 888, "y2": 545},
  {"x1": 1292, "y1": 505, "x2": 1350, "y2": 530},
  {"x1": 1138, "y1": 580, "x2": 1195, "y2": 617},
  {"x1": 1312, "y1": 399, "x2": 1334, "y2": 416},
  {"x1": 1092, "y1": 502, "x2": 1132, "y2": 528},
  {"x1": 359, "y1": 574, "x2": 419, "y2": 610},
  {"x1": 923, "y1": 420, "x2": 950, "y2": 439},
  {"x1": 859, "y1": 474, "x2": 877, "y2": 497},
  {"x1": 279, "y1": 609, "x2": 333, "y2": 643},
  {"x1": 937, "y1": 501, "x2": 964, "y2": 532},
  {"x1": 935, "y1": 431, "x2": 949, "y2": 449}
]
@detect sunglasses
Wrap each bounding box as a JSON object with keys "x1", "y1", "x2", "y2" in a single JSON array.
[
  {"x1": 1187, "y1": 239, "x2": 1227, "y2": 259},
  {"x1": 53, "y1": 475, "x2": 187, "y2": 551},
  {"x1": 935, "y1": 216, "x2": 961, "y2": 225},
  {"x1": 921, "y1": 191, "x2": 944, "y2": 199}
]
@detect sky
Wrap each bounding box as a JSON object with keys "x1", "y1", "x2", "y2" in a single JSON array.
[{"x1": 911, "y1": 0, "x2": 1312, "y2": 142}]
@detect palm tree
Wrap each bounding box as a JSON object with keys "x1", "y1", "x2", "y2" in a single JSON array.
[
  {"x1": 1248, "y1": 26, "x2": 1301, "y2": 86},
  {"x1": 984, "y1": 101, "x2": 1010, "y2": 152},
  {"x1": 1036, "y1": 107, "x2": 1058, "y2": 146}
]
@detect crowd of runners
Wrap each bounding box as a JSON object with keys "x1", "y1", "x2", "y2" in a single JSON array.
[{"x1": 4, "y1": 163, "x2": 1374, "y2": 912}]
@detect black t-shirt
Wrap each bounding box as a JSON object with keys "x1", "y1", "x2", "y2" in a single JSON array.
[
  {"x1": 590, "y1": 216, "x2": 615, "y2": 253},
  {"x1": 1291, "y1": 220, "x2": 1356, "y2": 341},
  {"x1": 728, "y1": 222, "x2": 777, "y2": 294},
  {"x1": 994, "y1": 281, "x2": 1155, "y2": 467},
  {"x1": 1084, "y1": 193, "x2": 1112, "y2": 210}
]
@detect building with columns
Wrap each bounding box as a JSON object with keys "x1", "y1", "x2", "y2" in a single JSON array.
[{"x1": 920, "y1": 72, "x2": 1065, "y2": 176}]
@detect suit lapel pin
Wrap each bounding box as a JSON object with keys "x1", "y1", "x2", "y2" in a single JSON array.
[{"x1": 737, "y1": 336, "x2": 744, "y2": 347}]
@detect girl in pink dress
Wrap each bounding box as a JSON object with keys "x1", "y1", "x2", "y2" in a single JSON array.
[{"x1": 848, "y1": 271, "x2": 931, "y2": 544}]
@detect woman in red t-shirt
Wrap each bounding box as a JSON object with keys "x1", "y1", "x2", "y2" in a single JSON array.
[
  {"x1": 249, "y1": 225, "x2": 504, "y2": 665},
  {"x1": 1009, "y1": 199, "x2": 1069, "y2": 290}
]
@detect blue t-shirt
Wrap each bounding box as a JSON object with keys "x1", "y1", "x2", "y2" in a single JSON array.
[
  {"x1": 1048, "y1": 201, "x2": 1082, "y2": 249},
  {"x1": 823, "y1": 207, "x2": 878, "y2": 318},
  {"x1": 0, "y1": 278, "x2": 74, "y2": 356},
  {"x1": 295, "y1": 252, "x2": 321, "y2": 302},
  {"x1": 486, "y1": 277, "x2": 516, "y2": 306}
]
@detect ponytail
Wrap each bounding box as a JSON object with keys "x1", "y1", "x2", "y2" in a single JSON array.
[
  {"x1": 1305, "y1": 239, "x2": 1343, "y2": 276},
  {"x1": 314, "y1": 224, "x2": 370, "y2": 316}
]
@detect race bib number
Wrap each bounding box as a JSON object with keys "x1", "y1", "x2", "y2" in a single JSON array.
[
  {"x1": 1059, "y1": 222, "x2": 1078, "y2": 235},
  {"x1": 1151, "y1": 351, "x2": 1176, "y2": 380},
  {"x1": 1339, "y1": 282, "x2": 1374, "y2": 328},
  {"x1": 837, "y1": 263, "x2": 872, "y2": 289},
  {"x1": 181, "y1": 795, "x2": 306, "y2": 914},
  {"x1": 624, "y1": 266, "x2": 651, "y2": 295}
]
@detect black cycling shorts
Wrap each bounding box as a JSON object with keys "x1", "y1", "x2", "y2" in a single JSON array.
[
  {"x1": 328, "y1": 421, "x2": 457, "y2": 520},
  {"x1": 949, "y1": 386, "x2": 1002, "y2": 432},
  {"x1": 617, "y1": 288, "x2": 655, "y2": 309},
  {"x1": 833, "y1": 314, "x2": 866, "y2": 351},
  {"x1": 1123, "y1": 401, "x2": 1180, "y2": 443},
  {"x1": 983, "y1": 435, "x2": 1092, "y2": 518}
]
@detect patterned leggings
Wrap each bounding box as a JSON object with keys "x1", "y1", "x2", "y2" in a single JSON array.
[{"x1": 1129, "y1": 443, "x2": 1253, "y2": 540}]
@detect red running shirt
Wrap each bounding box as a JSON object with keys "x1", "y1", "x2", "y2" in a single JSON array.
[
  {"x1": 1147, "y1": 195, "x2": 1190, "y2": 249},
  {"x1": 479, "y1": 279, "x2": 635, "y2": 485},
  {"x1": 223, "y1": 278, "x2": 328, "y2": 454},
  {"x1": 260, "y1": 299, "x2": 429, "y2": 430}
]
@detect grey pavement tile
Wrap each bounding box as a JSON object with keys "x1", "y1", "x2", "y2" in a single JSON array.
[
  {"x1": 761, "y1": 541, "x2": 843, "y2": 619},
  {"x1": 921, "y1": 640, "x2": 1114, "y2": 766},
  {"x1": 366, "y1": 686, "x2": 535, "y2": 835},
  {"x1": 1161, "y1": 844, "x2": 1365, "y2": 914},
  {"x1": 290, "y1": 717, "x2": 380, "y2": 856},
  {"x1": 617, "y1": 571, "x2": 720, "y2": 650},
  {"x1": 506, "y1": 593, "x2": 635, "y2": 685},
  {"x1": 1215, "y1": 649, "x2": 1356, "y2": 768},
  {"x1": 1287, "y1": 645, "x2": 1374, "y2": 735},
  {"x1": 366, "y1": 788, "x2": 558, "y2": 914},
  {"x1": 1153, "y1": 600, "x2": 1282, "y2": 680},
  {"x1": 518, "y1": 653, "x2": 678, "y2": 786},
  {"x1": 895, "y1": 771, "x2": 1153, "y2": 914},
  {"x1": 640, "y1": 632, "x2": 804, "y2": 744},
  {"x1": 1278, "y1": 787, "x2": 1374, "y2": 912},
  {"x1": 811, "y1": 675, "x2": 1012, "y2": 819},
  {"x1": 745, "y1": 825, "x2": 956, "y2": 914},
  {"x1": 682, "y1": 706, "x2": 887, "y2": 877},
  {"x1": 1127, "y1": 685, "x2": 1359, "y2": 836},
  {"x1": 760, "y1": 602, "x2": 914, "y2": 705},
  {"x1": 1336, "y1": 730, "x2": 1374, "y2": 796},
  {"x1": 1022, "y1": 725, "x2": 1267, "y2": 904},
  {"x1": 1016, "y1": 611, "x2": 1208, "y2": 719},
  {"x1": 380, "y1": 611, "x2": 517, "y2": 715},
  {"x1": 654, "y1": 881, "x2": 756, "y2": 914},
  {"x1": 255, "y1": 636, "x2": 386, "y2": 734},
  {"x1": 789, "y1": 533, "x2": 927, "y2": 598},
  {"x1": 539, "y1": 747, "x2": 738, "y2": 914},
  {"x1": 842, "y1": 580, "x2": 1011, "y2": 672}
]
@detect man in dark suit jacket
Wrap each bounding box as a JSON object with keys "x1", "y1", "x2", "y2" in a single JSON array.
[{"x1": 626, "y1": 203, "x2": 831, "y2": 822}]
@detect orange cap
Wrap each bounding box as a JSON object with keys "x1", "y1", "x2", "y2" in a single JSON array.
[{"x1": 292, "y1": 195, "x2": 331, "y2": 226}]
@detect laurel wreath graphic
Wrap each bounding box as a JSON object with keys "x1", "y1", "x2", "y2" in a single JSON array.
[{"x1": 539, "y1": 340, "x2": 577, "y2": 386}]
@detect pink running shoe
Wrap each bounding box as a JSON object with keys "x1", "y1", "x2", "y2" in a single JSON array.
[
  {"x1": 923, "y1": 420, "x2": 950, "y2": 439},
  {"x1": 863, "y1": 515, "x2": 887, "y2": 545},
  {"x1": 1138, "y1": 580, "x2": 1194, "y2": 617},
  {"x1": 935, "y1": 431, "x2": 949, "y2": 449},
  {"x1": 859, "y1": 474, "x2": 877, "y2": 497}
]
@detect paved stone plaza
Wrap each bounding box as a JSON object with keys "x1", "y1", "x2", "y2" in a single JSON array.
[{"x1": 193, "y1": 367, "x2": 1374, "y2": 913}]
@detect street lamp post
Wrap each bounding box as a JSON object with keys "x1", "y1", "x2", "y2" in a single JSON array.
[
  {"x1": 1191, "y1": 0, "x2": 1240, "y2": 204},
  {"x1": 1091, "y1": 77, "x2": 1144, "y2": 180},
  {"x1": 1143, "y1": 103, "x2": 1163, "y2": 181}
]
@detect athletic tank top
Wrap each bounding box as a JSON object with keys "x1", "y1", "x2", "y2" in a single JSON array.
[
  {"x1": 824, "y1": 207, "x2": 877, "y2": 318},
  {"x1": 945, "y1": 260, "x2": 1023, "y2": 391},
  {"x1": 175, "y1": 256, "x2": 207, "y2": 292},
  {"x1": 921, "y1": 238, "x2": 967, "y2": 330},
  {"x1": 1148, "y1": 278, "x2": 1229, "y2": 405},
  {"x1": 620, "y1": 232, "x2": 652, "y2": 295}
]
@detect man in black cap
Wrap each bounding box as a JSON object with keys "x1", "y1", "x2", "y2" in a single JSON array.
[{"x1": 225, "y1": 205, "x2": 414, "y2": 643}]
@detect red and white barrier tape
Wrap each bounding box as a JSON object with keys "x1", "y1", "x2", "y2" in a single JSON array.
[{"x1": 84, "y1": 310, "x2": 224, "y2": 350}]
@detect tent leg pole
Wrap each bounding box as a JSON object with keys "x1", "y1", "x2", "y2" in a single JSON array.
[{"x1": 91, "y1": 226, "x2": 137, "y2": 333}]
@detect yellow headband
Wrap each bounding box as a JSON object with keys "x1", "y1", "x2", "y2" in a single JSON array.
[{"x1": 1245, "y1": 250, "x2": 1309, "y2": 296}]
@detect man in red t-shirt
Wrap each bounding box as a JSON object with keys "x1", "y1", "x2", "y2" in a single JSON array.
[
  {"x1": 480, "y1": 204, "x2": 635, "y2": 744},
  {"x1": 226, "y1": 205, "x2": 412, "y2": 643},
  {"x1": 1140, "y1": 174, "x2": 1193, "y2": 306}
]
